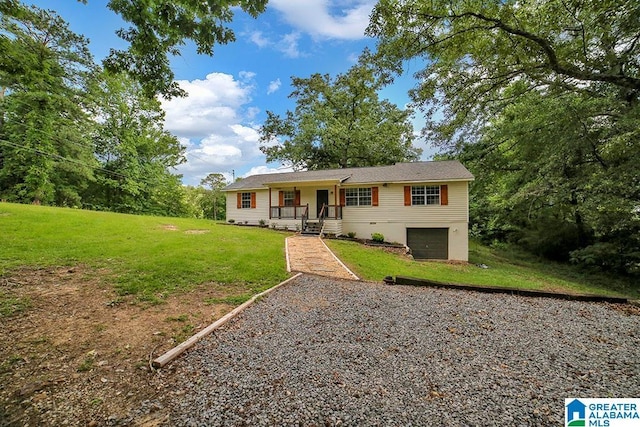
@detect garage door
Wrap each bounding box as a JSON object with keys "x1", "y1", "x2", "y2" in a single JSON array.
[{"x1": 407, "y1": 228, "x2": 449, "y2": 260}]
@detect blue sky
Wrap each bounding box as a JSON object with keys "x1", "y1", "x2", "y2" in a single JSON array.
[{"x1": 29, "y1": 0, "x2": 434, "y2": 185}]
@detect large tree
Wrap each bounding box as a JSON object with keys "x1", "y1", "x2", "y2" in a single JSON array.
[
  {"x1": 0, "y1": 4, "x2": 96, "y2": 206},
  {"x1": 368, "y1": 0, "x2": 640, "y2": 274},
  {"x1": 2, "y1": 0, "x2": 268, "y2": 98},
  {"x1": 259, "y1": 58, "x2": 421, "y2": 170},
  {"x1": 104, "y1": 0, "x2": 268, "y2": 98},
  {"x1": 85, "y1": 71, "x2": 186, "y2": 215},
  {"x1": 200, "y1": 173, "x2": 227, "y2": 220}
]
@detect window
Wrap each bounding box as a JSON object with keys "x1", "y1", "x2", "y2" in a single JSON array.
[
  {"x1": 283, "y1": 190, "x2": 295, "y2": 207},
  {"x1": 345, "y1": 187, "x2": 372, "y2": 206},
  {"x1": 411, "y1": 185, "x2": 440, "y2": 205},
  {"x1": 241, "y1": 192, "x2": 252, "y2": 209}
]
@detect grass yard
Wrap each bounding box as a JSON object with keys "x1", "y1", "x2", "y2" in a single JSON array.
[
  {"x1": 325, "y1": 239, "x2": 638, "y2": 299},
  {"x1": 0, "y1": 202, "x2": 289, "y2": 302},
  {"x1": 0, "y1": 202, "x2": 292, "y2": 426}
]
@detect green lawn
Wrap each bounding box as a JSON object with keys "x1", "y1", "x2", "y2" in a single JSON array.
[
  {"x1": 0, "y1": 202, "x2": 289, "y2": 302},
  {"x1": 325, "y1": 239, "x2": 638, "y2": 298},
  {"x1": 2, "y1": 202, "x2": 636, "y2": 304}
]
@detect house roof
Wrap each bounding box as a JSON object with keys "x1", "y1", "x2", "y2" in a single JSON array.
[{"x1": 223, "y1": 160, "x2": 474, "y2": 191}]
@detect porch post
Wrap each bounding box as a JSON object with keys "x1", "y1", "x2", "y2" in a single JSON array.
[
  {"x1": 294, "y1": 186, "x2": 297, "y2": 219},
  {"x1": 334, "y1": 184, "x2": 338, "y2": 219},
  {"x1": 268, "y1": 188, "x2": 272, "y2": 219}
]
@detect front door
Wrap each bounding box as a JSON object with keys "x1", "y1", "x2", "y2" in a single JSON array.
[{"x1": 316, "y1": 190, "x2": 329, "y2": 217}]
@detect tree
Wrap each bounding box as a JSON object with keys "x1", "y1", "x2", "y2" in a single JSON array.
[
  {"x1": 259, "y1": 57, "x2": 421, "y2": 170},
  {"x1": 84, "y1": 71, "x2": 186, "y2": 215},
  {"x1": 368, "y1": 0, "x2": 640, "y2": 275},
  {"x1": 0, "y1": 4, "x2": 96, "y2": 206},
  {"x1": 1, "y1": 0, "x2": 268, "y2": 98},
  {"x1": 368, "y1": 0, "x2": 639, "y2": 146},
  {"x1": 200, "y1": 172, "x2": 227, "y2": 220}
]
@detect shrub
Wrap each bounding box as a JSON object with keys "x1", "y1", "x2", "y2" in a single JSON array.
[
  {"x1": 228, "y1": 219, "x2": 235, "y2": 224},
  {"x1": 371, "y1": 232, "x2": 384, "y2": 243},
  {"x1": 259, "y1": 219, "x2": 266, "y2": 227},
  {"x1": 347, "y1": 231, "x2": 357, "y2": 238}
]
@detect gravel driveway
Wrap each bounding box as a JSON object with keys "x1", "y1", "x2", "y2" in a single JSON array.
[{"x1": 166, "y1": 275, "x2": 639, "y2": 426}]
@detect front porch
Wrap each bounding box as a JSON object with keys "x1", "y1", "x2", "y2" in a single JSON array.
[
  {"x1": 267, "y1": 184, "x2": 345, "y2": 235},
  {"x1": 269, "y1": 203, "x2": 343, "y2": 235}
]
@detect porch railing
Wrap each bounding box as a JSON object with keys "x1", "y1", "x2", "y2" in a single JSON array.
[
  {"x1": 323, "y1": 205, "x2": 342, "y2": 220},
  {"x1": 301, "y1": 205, "x2": 309, "y2": 232},
  {"x1": 270, "y1": 204, "x2": 308, "y2": 219},
  {"x1": 269, "y1": 204, "x2": 342, "y2": 220},
  {"x1": 318, "y1": 204, "x2": 326, "y2": 230}
]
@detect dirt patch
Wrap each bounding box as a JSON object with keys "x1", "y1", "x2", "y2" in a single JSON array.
[
  {"x1": 0, "y1": 266, "x2": 239, "y2": 426},
  {"x1": 183, "y1": 230, "x2": 210, "y2": 235},
  {"x1": 160, "y1": 224, "x2": 178, "y2": 231}
]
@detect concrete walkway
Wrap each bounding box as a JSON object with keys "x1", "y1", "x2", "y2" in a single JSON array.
[{"x1": 286, "y1": 235, "x2": 359, "y2": 280}]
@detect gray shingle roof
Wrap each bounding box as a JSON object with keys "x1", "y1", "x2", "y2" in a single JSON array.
[{"x1": 223, "y1": 160, "x2": 474, "y2": 191}]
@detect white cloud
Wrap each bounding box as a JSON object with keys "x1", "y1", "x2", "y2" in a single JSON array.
[
  {"x1": 267, "y1": 78, "x2": 282, "y2": 94},
  {"x1": 243, "y1": 165, "x2": 294, "y2": 178},
  {"x1": 246, "y1": 107, "x2": 260, "y2": 120},
  {"x1": 278, "y1": 32, "x2": 303, "y2": 58},
  {"x1": 162, "y1": 73, "x2": 272, "y2": 185},
  {"x1": 249, "y1": 31, "x2": 270, "y2": 48},
  {"x1": 269, "y1": 0, "x2": 375, "y2": 40},
  {"x1": 161, "y1": 73, "x2": 252, "y2": 138},
  {"x1": 238, "y1": 71, "x2": 257, "y2": 81}
]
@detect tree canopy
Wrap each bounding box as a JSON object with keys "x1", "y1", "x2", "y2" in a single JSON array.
[
  {"x1": 2, "y1": 0, "x2": 268, "y2": 98},
  {"x1": 0, "y1": 4, "x2": 195, "y2": 217},
  {"x1": 259, "y1": 57, "x2": 421, "y2": 170},
  {"x1": 369, "y1": 0, "x2": 640, "y2": 275},
  {"x1": 368, "y1": 0, "x2": 639, "y2": 147},
  {"x1": 0, "y1": 4, "x2": 96, "y2": 205}
]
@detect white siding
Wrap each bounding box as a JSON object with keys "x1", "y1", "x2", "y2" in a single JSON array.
[
  {"x1": 226, "y1": 181, "x2": 470, "y2": 261},
  {"x1": 322, "y1": 219, "x2": 343, "y2": 236},
  {"x1": 225, "y1": 190, "x2": 270, "y2": 225},
  {"x1": 341, "y1": 182, "x2": 470, "y2": 261}
]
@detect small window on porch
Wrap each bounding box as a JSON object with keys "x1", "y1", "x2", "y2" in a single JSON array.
[{"x1": 283, "y1": 190, "x2": 295, "y2": 207}]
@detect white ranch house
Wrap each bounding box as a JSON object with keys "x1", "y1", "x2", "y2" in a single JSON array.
[{"x1": 223, "y1": 160, "x2": 474, "y2": 261}]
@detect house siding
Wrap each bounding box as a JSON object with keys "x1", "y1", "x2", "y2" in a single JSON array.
[
  {"x1": 226, "y1": 190, "x2": 270, "y2": 225},
  {"x1": 340, "y1": 182, "x2": 469, "y2": 261},
  {"x1": 225, "y1": 180, "x2": 470, "y2": 261}
]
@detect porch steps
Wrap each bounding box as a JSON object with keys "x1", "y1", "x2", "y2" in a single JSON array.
[{"x1": 302, "y1": 221, "x2": 322, "y2": 235}]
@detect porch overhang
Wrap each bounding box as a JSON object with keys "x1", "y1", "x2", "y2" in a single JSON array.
[{"x1": 261, "y1": 176, "x2": 350, "y2": 189}]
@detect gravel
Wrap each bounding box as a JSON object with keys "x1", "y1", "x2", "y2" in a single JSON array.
[{"x1": 164, "y1": 275, "x2": 640, "y2": 426}]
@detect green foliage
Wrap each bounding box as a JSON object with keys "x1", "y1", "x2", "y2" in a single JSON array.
[
  {"x1": 0, "y1": 203, "x2": 289, "y2": 300},
  {"x1": 0, "y1": 5, "x2": 191, "y2": 218},
  {"x1": 1, "y1": 0, "x2": 268, "y2": 98},
  {"x1": 346, "y1": 231, "x2": 356, "y2": 238},
  {"x1": 103, "y1": 0, "x2": 268, "y2": 98},
  {"x1": 369, "y1": 0, "x2": 640, "y2": 275},
  {"x1": 0, "y1": 4, "x2": 96, "y2": 205},
  {"x1": 259, "y1": 53, "x2": 421, "y2": 170},
  {"x1": 371, "y1": 232, "x2": 385, "y2": 243},
  {"x1": 199, "y1": 173, "x2": 227, "y2": 220},
  {"x1": 83, "y1": 71, "x2": 186, "y2": 216},
  {"x1": 325, "y1": 239, "x2": 638, "y2": 298}
]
